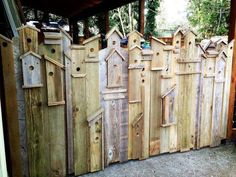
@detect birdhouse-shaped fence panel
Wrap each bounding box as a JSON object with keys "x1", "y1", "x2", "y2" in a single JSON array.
[
  {"x1": 71, "y1": 45, "x2": 86, "y2": 76},
  {"x1": 162, "y1": 46, "x2": 174, "y2": 78},
  {"x1": 87, "y1": 108, "x2": 104, "y2": 172},
  {"x1": 215, "y1": 52, "x2": 226, "y2": 82},
  {"x1": 106, "y1": 49, "x2": 125, "y2": 88},
  {"x1": 17, "y1": 25, "x2": 40, "y2": 54},
  {"x1": 132, "y1": 113, "x2": 143, "y2": 160},
  {"x1": 106, "y1": 27, "x2": 123, "y2": 48},
  {"x1": 20, "y1": 51, "x2": 43, "y2": 88},
  {"x1": 161, "y1": 85, "x2": 176, "y2": 126},
  {"x1": 44, "y1": 55, "x2": 65, "y2": 106},
  {"x1": 127, "y1": 30, "x2": 143, "y2": 49}
]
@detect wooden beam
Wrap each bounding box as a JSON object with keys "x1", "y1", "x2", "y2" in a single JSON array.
[
  {"x1": 105, "y1": 11, "x2": 110, "y2": 34},
  {"x1": 227, "y1": 0, "x2": 236, "y2": 140},
  {"x1": 138, "y1": 0, "x2": 145, "y2": 34},
  {"x1": 0, "y1": 35, "x2": 23, "y2": 177},
  {"x1": 84, "y1": 18, "x2": 90, "y2": 39}
]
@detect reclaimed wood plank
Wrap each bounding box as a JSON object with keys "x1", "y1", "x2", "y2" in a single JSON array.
[{"x1": 0, "y1": 35, "x2": 23, "y2": 177}]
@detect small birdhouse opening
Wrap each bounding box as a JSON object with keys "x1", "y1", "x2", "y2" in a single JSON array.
[
  {"x1": 90, "y1": 48, "x2": 94, "y2": 52},
  {"x1": 51, "y1": 48, "x2": 56, "y2": 53},
  {"x1": 156, "y1": 52, "x2": 159, "y2": 56},
  {"x1": 134, "y1": 59, "x2": 137, "y2": 63},
  {"x1": 176, "y1": 40, "x2": 179, "y2": 44},
  {"x1": 142, "y1": 79, "x2": 145, "y2": 83},
  {"x1": 209, "y1": 67, "x2": 212, "y2": 70},
  {"x1": 49, "y1": 71, "x2": 54, "y2": 76},
  {"x1": 112, "y1": 41, "x2": 116, "y2": 45},
  {"x1": 218, "y1": 71, "x2": 221, "y2": 74},
  {"x1": 142, "y1": 68, "x2": 145, "y2": 71},
  {"x1": 230, "y1": 46, "x2": 233, "y2": 49},
  {"x1": 76, "y1": 67, "x2": 80, "y2": 72},
  {"x1": 27, "y1": 38, "x2": 32, "y2": 43},
  {"x1": 189, "y1": 41, "x2": 192, "y2": 45},
  {"x1": 2, "y1": 42, "x2": 7, "y2": 47},
  {"x1": 95, "y1": 137, "x2": 99, "y2": 140},
  {"x1": 133, "y1": 39, "x2": 137, "y2": 43},
  {"x1": 29, "y1": 65, "x2": 34, "y2": 71}
]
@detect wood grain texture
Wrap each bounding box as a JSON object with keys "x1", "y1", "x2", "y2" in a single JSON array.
[
  {"x1": 71, "y1": 45, "x2": 88, "y2": 175},
  {"x1": 39, "y1": 38, "x2": 66, "y2": 177},
  {"x1": 0, "y1": 35, "x2": 23, "y2": 177}
]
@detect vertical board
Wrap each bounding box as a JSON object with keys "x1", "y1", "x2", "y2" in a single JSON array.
[
  {"x1": 140, "y1": 49, "x2": 152, "y2": 159},
  {"x1": 83, "y1": 35, "x2": 103, "y2": 172},
  {"x1": 128, "y1": 41, "x2": 143, "y2": 159},
  {"x1": 100, "y1": 28, "x2": 128, "y2": 165},
  {"x1": 71, "y1": 45, "x2": 88, "y2": 175},
  {"x1": 61, "y1": 29, "x2": 74, "y2": 174},
  {"x1": 39, "y1": 35, "x2": 66, "y2": 177},
  {"x1": 149, "y1": 37, "x2": 165, "y2": 156},
  {"x1": 211, "y1": 54, "x2": 226, "y2": 147},
  {"x1": 0, "y1": 35, "x2": 23, "y2": 177},
  {"x1": 221, "y1": 41, "x2": 234, "y2": 139},
  {"x1": 199, "y1": 56, "x2": 215, "y2": 148},
  {"x1": 17, "y1": 25, "x2": 48, "y2": 177}
]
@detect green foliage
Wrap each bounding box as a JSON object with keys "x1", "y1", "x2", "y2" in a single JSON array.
[
  {"x1": 145, "y1": 0, "x2": 160, "y2": 38},
  {"x1": 187, "y1": 0, "x2": 230, "y2": 38}
]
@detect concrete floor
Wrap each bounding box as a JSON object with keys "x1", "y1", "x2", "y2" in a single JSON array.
[{"x1": 81, "y1": 144, "x2": 236, "y2": 177}]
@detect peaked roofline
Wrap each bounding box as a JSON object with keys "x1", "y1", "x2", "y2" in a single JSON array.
[
  {"x1": 105, "y1": 48, "x2": 125, "y2": 61},
  {"x1": 217, "y1": 50, "x2": 227, "y2": 60},
  {"x1": 105, "y1": 27, "x2": 123, "y2": 39},
  {"x1": 59, "y1": 27, "x2": 73, "y2": 41},
  {"x1": 150, "y1": 36, "x2": 166, "y2": 45},
  {"x1": 184, "y1": 29, "x2": 197, "y2": 37},
  {"x1": 87, "y1": 107, "x2": 104, "y2": 123},
  {"x1": 0, "y1": 34, "x2": 13, "y2": 43},
  {"x1": 127, "y1": 30, "x2": 143, "y2": 37},
  {"x1": 129, "y1": 44, "x2": 142, "y2": 51},
  {"x1": 17, "y1": 25, "x2": 40, "y2": 32},
  {"x1": 83, "y1": 34, "x2": 101, "y2": 44},
  {"x1": 173, "y1": 27, "x2": 184, "y2": 37},
  {"x1": 161, "y1": 84, "x2": 176, "y2": 98},
  {"x1": 203, "y1": 40, "x2": 213, "y2": 51},
  {"x1": 20, "y1": 51, "x2": 42, "y2": 60}
]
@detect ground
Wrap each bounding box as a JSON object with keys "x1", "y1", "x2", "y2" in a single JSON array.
[{"x1": 81, "y1": 144, "x2": 236, "y2": 177}]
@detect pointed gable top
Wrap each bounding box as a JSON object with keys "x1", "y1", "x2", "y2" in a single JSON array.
[
  {"x1": 87, "y1": 107, "x2": 104, "y2": 125},
  {"x1": 161, "y1": 84, "x2": 176, "y2": 98},
  {"x1": 59, "y1": 27, "x2": 73, "y2": 41},
  {"x1": 150, "y1": 36, "x2": 166, "y2": 45},
  {"x1": 105, "y1": 48, "x2": 125, "y2": 61},
  {"x1": 184, "y1": 29, "x2": 197, "y2": 37},
  {"x1": 20, "y1": 51, "x2": 42, "y2": 60},
  {"x1": 127, "y1": 30, "x2": 143, "y2": 38},
  {"x1": 83, "y1": 34, "x2": 101, "y2": 44},
  {"x1": 173, "y1": 27, "x2": 184, "y2": 37},
  {"x1": 217, "y1": 50, "x2": 227, "y2": 60},
  {"x1": 17, "y1": 25, "x2": 40, "y2": 32},
  {"x1": 129, "y1": 44, "x2": 142, "y2": 51},
  {"x1": 106, "y1": 27, "x2": 123, "y2": 40},
  {"x1": 0, "y1": 34, "x2": 13, "y2": 43}
]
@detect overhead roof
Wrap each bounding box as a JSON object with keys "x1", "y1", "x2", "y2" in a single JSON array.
[{"x1": 20, "y1": 0, "x2": 137, "y2": 20}]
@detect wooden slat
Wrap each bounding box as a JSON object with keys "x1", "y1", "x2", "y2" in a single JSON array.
[
  {"x1": 0, "y1": 35, "x2": 23, "y2": 177},
  {"x1": 227, "y1": 0, "x2": 236, "y2": 139},
  {"x1": 39, "y1": 36, "x2": 66, "y2": 177},
  {"x1": 71, "y1": 45, "x2": 88, "y2": 175}
]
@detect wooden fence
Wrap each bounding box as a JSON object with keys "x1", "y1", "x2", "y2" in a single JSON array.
[{"x1": 0, "y1": 25, "x2": 234, "y2": 177}]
